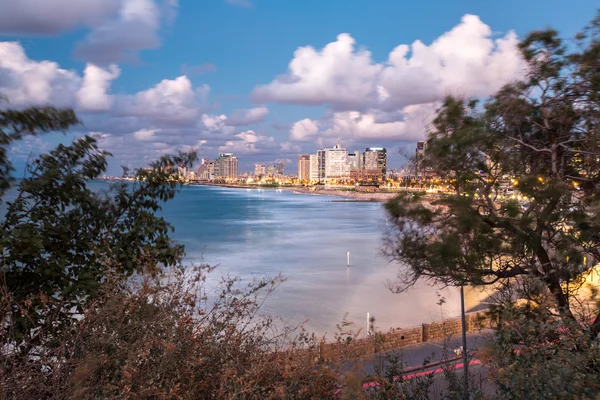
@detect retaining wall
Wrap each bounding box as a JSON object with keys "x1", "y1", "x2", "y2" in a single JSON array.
[{"x1": 319, "y1": 311, "x2": 494, "y2": 362}]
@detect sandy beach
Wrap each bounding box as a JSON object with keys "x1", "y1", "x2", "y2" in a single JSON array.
[
  {"x1": 195, "y1": 182, "x2": 401, "y2": 202},
  {"x1": 287, "y1": 186, "x2": 399, "y2": 202}
]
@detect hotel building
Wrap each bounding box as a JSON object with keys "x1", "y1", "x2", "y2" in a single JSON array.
[{"x1": 214, "y1": 153, "x2": 238, "y2": 179}]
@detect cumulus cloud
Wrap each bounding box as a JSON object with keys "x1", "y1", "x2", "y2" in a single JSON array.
[
  {"x1": 290, "y1": 118, "x2": 319, "y2": 142},
  {"x1": 73, "y1": 0, "x2": 163, "y2": 64},
  {"x1": 225, "y1": 106, "x2": 269, "y2": 126},
  {"x1": 133, "y1": 128, "x2": 160, "y2": 141},
  {"x1": 289, "y1": 103, "x2": 437, "y2": 143},
  {"x1": 253, "y1": 14, "x2": 524, "y2": 112},
  {"x1": 200, "y1": 113, "x2": 236, "y2": 135},
  {"x1": 219, "y1": 130, "x2": 280, "y2": 155},
  {"x1": 116, "y1": 76, "x2": 205, "y2": 125},
  {"x1": 77, "y1": 64, "x2": 121, "y2": 112},
  {"x1": 0, "y1": 0, "x2": 121, "y2": 35},
  {"x1": 0, "y1": 0, "x2": 176, "y2": 65},
  {"x1": 0, "y1": 41, "x2": 81, "y2": 107},
  {"x1": 253, "y1": 33, "x2": 382, "y2": 110}
]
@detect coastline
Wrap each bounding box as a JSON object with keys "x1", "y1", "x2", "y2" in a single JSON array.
[{"x1": 193, "y1": 182, "x2": 400, "y2": 203}]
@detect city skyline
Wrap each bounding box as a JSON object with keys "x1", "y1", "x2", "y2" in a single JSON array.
[{"x1": 0, "y1": 1, "x2": 596, "y2": 174}]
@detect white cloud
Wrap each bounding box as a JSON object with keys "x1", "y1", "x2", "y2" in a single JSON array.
[
  {"x1": 280, "y1": 141, "x2": 302, "y2": 154},
  {"x1": 289, "y1": 103, "x2": 437, "y2": 143},
  {"x1": 0, "y1": 41, "x2": 81, "y2": 107},
  {"x1": 0, "y1": 0, "x2": 121, "y2": 35},
  {"x1": 0, "y1": 0, "x2": 176, "y2": 65},
  {"x1": 253, "y1": 33, "x2": 382, "y2": 110},
  {"x1": 200, "y1": 113, "x2": 236, "y2": 135},
  {"x1": 77, "y1": 64, "x2": 121, "y2": 112},
  {"x1": 117, "y1": 76, "x2": 202, "y2": 125},
  {"x1": 226, "y1": 106, "x2": 269, "y2": 126},
  {"x1": 219, "y1": 130, "x2": 278, "y2": 155},
  {"x1": 290, "y1": 118, "x2": 320, "y2": 142},
  {"x1": 133, "y1": 128, "x2": 160, "y2": 141},
  {"x1": 253, "y1": 14, "x2": 524, "y2": 112},
  {"x1": 72, "y1": 0, "x2": 176, "y2": 64}
]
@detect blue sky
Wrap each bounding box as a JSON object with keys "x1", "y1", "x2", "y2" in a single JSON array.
[{"x1": 0, "y1": 0, "x2": 597, "y2": 174}]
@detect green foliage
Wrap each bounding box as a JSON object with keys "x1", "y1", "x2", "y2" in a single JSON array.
[
  {"x1": 0, "y1": 106, "x2": 79, "y2": 197},
  {"x1": 385, "y1": 14, "x2": 600, "y2": 342},
  {"x1": 487, "y1": 299, "x2": 600, "y2": 399},
  {"x1": 0, "y1": 105, "x2": 196, "y2": 346}
]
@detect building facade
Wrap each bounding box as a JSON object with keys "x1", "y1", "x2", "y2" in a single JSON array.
[
  {"x1": 347, "y1": 150, "x2": 361, "y2": 171},
  {"x1": 317, "y1": 150, "x2": 326, "y2": 181},
  {"x1": 196, "y1": 160, "x2": 214, "y2": 180},
  {"x1": 214, "y1": 153, "x2": 238, "y2": 179},
  {"x1": 297, "y1": 155, "x2": 311, "y2": 181},
  {"x1": 309, "y1": 154, "x2": 319, "y2": 181},
  {"x1": 363, "y1": 147, "x2": 387, "y2": 179},
  {"x1": 254, "y1": 163, "x2": 266, "y2": 177},
  {"x1": 325, "y1": 143, "x2": 349, "y2": 180},
  {"x1": 276, "y1": 161, "x2": 285, "y2": 175},
  {"x1": 415, "y1": 141, "x2": 427, "y2": 177}
]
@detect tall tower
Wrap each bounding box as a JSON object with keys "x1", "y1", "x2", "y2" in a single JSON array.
[
  {"x1": 415, "y1": 141, "x2": 427, "y2": 177},
  {"x1": 317, "y1": 150, "x2": 326, "y2": 181},
  {"x1": 297, "y1": 155, "x2": 311, "y2": 181}
]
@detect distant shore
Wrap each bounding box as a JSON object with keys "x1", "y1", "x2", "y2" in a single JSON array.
[{"x1": 194, "y1": 182, "x2": 401, "y2": 203}]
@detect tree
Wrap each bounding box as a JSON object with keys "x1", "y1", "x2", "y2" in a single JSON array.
[
  {"x1": 0, "y1": 105, "x2": 196, "y2": 347},
  {"x1": 384, "y1": 14, "x2": 600, "y2": 339},
  {"x1": 0, "y1": 105, "x2": 341, "y2": 399}
]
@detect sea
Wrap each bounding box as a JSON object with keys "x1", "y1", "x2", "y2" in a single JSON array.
[
  {"x1": 157, "y1": 184, "x2": 464, "y2": 337},
  {"x1": 5, "y1": 180, "x2": 469, "y2": 338}
]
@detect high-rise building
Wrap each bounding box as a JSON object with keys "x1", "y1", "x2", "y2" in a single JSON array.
[
  {"x1": 267, "y1": 165, "x2": 276, "y2": 176},
  {"x1": 309, "y1": 154, "x2": 319, "y2": 181},
  {"x1": 254, "y1": 163, "x2": 266, "y2": 177},
  {"x1": 276, "y1": 161, "x2": 285, "y2": 175},
  {"x1": 298, "y1": 155, "x2": 311, "y2": 181},
  {"x1": 325, "y1": 143, "x2": 349, "y2": 179},
  {"x1": 317, "y1": 150, "x2": 326, "y2": 181},
  {"x1": 196, "y1": 160, "x2": 214, "y2": 180},
  {"x1": 347, "y1": 150, "x2": 361, "y2": 170},
  {"x1": 363, "y1": 147, "x2": 387, "y2": 178},
  {"x1": 415, "y1": 141, "x2": 427, "y2": 176},
  {"x1": 214, "y1": 153, "x2": 238, "y2": 179}
]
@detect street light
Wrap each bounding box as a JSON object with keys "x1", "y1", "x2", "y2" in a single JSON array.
[{"x1": 460, "y1": 284, "x2": 469, "y2": 400}]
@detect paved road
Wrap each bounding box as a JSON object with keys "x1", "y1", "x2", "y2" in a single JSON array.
[
  {"x1": 347, "y1": 330, "x2": 497, "y2": 398},
  {"x1": 361, "y1": 329, "x2": 494, "y2": 376}
]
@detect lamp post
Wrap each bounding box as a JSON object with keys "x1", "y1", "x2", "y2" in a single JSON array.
[{"x1": 460, "y1": 284, "x2": 469, "y2": 399}]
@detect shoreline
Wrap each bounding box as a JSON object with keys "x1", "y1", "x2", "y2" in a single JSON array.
[{"x1": 193, "y1": 182, "x2": 401, "y2": 203}]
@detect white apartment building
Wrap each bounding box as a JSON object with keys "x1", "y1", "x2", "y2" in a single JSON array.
[
  {"x1": 309, "y1": 154, "x2": 319, "y2": 181},
  {"x1": 214, "y1": 153, "x2": 238, "y2": 179},
  {"x1": 325, "y1": 143, "x2": 349, "y2": 179},
  {"x1": 254, "y1": 163, "x2": 266, "y2": 177},
  {"x1": 297, "y1": 155, "x2": 311, "y2": 181},
  {"x1": 347, "y1": 150, "x2": 361, "y2": 170}
]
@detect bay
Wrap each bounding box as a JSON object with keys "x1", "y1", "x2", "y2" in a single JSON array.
[
  {"x1": 4, "y1": 180, "x2": 470, "y2": 338},
  {"x1": 160, "y1": 185, "x2": 463, "y2": 338}
]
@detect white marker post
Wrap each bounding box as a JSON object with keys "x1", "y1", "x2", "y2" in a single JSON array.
[
  {"x1": 347, "y1": 252, "x2": 350, "y2": 267},
  {"x1": 367, "y1": 312, "x2": 370, "y2": 335}
]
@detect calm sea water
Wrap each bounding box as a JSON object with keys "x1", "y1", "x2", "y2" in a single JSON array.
[
  {"x1": 6, "y1": 180, "x2": 467, "y2": 337},
  {"x1": 158, "y1": 184, "x2": 463, "y2": 337}
]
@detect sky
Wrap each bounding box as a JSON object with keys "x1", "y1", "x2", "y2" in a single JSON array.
[{"x1": 0, "y1": 0, "x2": 597, "y2": 175}]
